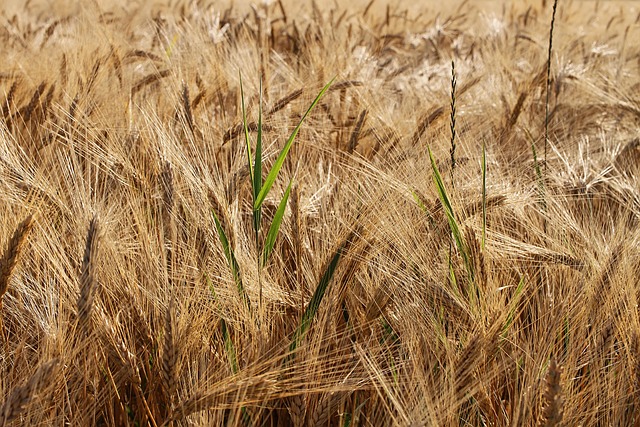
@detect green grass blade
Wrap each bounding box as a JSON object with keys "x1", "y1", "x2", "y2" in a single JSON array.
[
  {"x1": 448, "y1": 253, "x2": 458, "y2": 289},
  {"x1": 254, "y1": 78, "x2": 335, "y2": 211},
  {"x1": 239, "y1": 73, "x2": 254, "y2": 188},
  {"x1": 211, "y1": 209, "x2": 251, "y2": 312},
  {"x1": 428, "y1": 147, "x2": 473, "y2": 280},
  {"x1": 288, "y1": 239, "x2": 344, "y2": 357},
  {"x1": 262, "y1": 179, "x2": 292, "y2": 267},
  {"x1": 411, "y1": 189, "x2": 436, "y2": 226},
  {"x1": 222, "y1": 318, "x2": 251, "y2": 425},
  {"x1": 253, "y1": 79, "x2": 263, "y2": 242},
  {"x1": 220, "y1": 318, "x2": 238, "y2": 373},
  {"x1": 411, "y1": 190, "x2": 428, "y2": 214}
]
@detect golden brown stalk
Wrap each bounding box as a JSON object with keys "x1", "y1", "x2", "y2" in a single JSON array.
[
  {"x1": 498, "y1": 90, "x2": 529, "y2": 145},
  {"x1": 335, "y1": 227, "x2": 370, "y2": 309},
  {"x1": 110, "y1": 44, "x2": 123, "y2": 87},
  {"x1": 347, "y1": 109, "x2": 367, "y2": 153},
  {"x1": 225, "y1": 164, "x2": 251, "y2": 202},
  {"x1": 290, "y1": 184, "x2": 304, "y2": 309},
  {"x1": 124, "y1": 49, "x2": 163, "y2": 62},
  {"x1": 466, "y1": 227, "x2": 487, "y2": 292},
  {"x1": 457, "y1": 76, "x2": 483, "y2": 97},
  {"x1": 327, "y1": 80, "x2": 362, "y2": 92},
  {"x1": 269, "y1": 88, "x2": 303, "y2": 114},
  {"x1": 195, "y1": 227, "x2": 210, "y2": 271},
  {"x1": 598, "y1": 319, "x2": 614, "y2": 361},
  {"x1": 77, "y1": 217, "x2": 101, "y2": 333},
  {"x1": 97, "y1": 304, "x2": 140, "y2": 387},
  {"x1": 589, "y1": 244, "x2": 623, "y2": 313},
  {"x1": 290, "y1": 185, "x2": 301, "y2": 258},
  {"x1": 632, "y1": 333, "x2": 640, "y2": 396},
  {"x1": 191, "y1": 89, "x2": 206, "y2": 112},
  {"x1": 411, "y1": 107, "x2": 445, "y2": 146},
  {"x1": 159, "y1": 161, "x2": 176, "y2": 282},
  {"x1": 506, "y1": 92, "x2": 527, "y2": 132},
  {"x1": 84, "y1": 58, "x2": 102, "y2": 96},
  {"x1": 0, "y1": 215, "x2": 34, "y2": 310},
  {"x1": 163, "y1": 297, "x2": 177, "y2": 409},
  {"x1": 18, "y1": 82, "x2": 46, "y2": 123},
  {"x1": 365, "y1": 285, "x2": 392, "y2": 323},
  {"x1": 454, "y1": 334, "x2": 484, "y2": 396},
  {"x1": 223, "y1": 122, "x2": 274, "y2": 144},
  {"x1": 67, "y1": 94, "x2": 79, "y2": 124},
  {"x1": 462, "y1": 195, "x2": 506, "y2": 220},
  {"x1": 59, "y1": 54, "x2": 68, "y2": 88},
  {"x1": 1, "y1": 80, "x2": 18, "y2": 119},
  {"x1": 276, "y1": 0, "x2": 287, "y2": 23},
  {"x1": 429, "y1": 284, "x2": 473, "y2": 328},
  {"x1": 160, "y1": 161, "x2": 175, "y2": 217},
  {"x1": 40, "y1": 84, "x2": 55, "y2": 123},
  {"x1": 0, "y1": 359, "x2": 59, "y2": 427},
  {"x1": 528, "y1": 251, "x2": 585, "y2": 272},
  {"x1": 41, "y1": 20, "x2": 60, "y2": 47},
  {"x1": 131, "y1": 70, "x2": 171, "y2": 95},
  {"x1": 540, "y1": 358, "x2": 563, "y2": 427},
  {"x1": 614, "y1": 138, "x2": 640, "y2": 175},
  {"x1": 181, "y1": 82, "x2": 194, "y2": 134}
]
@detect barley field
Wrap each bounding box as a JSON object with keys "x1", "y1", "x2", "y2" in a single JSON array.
[{"x1": 0, "y1": 0, "x2": 639, "y2": 425}]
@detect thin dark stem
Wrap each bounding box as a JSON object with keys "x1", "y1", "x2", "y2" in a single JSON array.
[
  {"x1": 449, "y1": 60, "x2": 457, "y2": 189},
  {"x1": 545, "y1": 0, "x2": 559, "y2": 174}
]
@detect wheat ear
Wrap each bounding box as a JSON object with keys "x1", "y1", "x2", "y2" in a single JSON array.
[
  {"x1": 0, "y1": 359, "x2": 59, "y2": 426},
  {"x1": 309, "y1": 392, "x2": 342, "y2": 427},
  {"x1": 77, "y1": 217, "x2": 101, "y2": 333},
  {"x1": 0, "y1": 215, "x2": 34, "y2": 310},
  {"x1": 288, "y1": 394, "x2": 306, "y2": 426},
  {"x1": 540, "y1": 358, "x2": 563, "y2": 426}
]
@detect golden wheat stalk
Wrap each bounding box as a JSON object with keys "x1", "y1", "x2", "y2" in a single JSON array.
[
  {"x1": 540, "y1": 358, "x2": 563, "y2": 427},
  {"x1": 181, "y1": 82, "x2": 194, "y2": 134},
  {"x1": 0, "y1": 359, "x2": 59, "y2": 427},
  {"x1": 0, "y1": 215, "x2": 34, "y2": 310},
  {"x1": 77, "y1": 217, "x2": 101, "y2": 333},
  {"x1": 269, "y1": 88, "x2": 303, "y2": 114},
  {"x1": 163, "y1": 296, "x2": 177, "y2": 406}
]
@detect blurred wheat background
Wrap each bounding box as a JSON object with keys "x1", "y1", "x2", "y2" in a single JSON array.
[{"x1": 1, "y1": 0, "x2": 639, "y2": 425}]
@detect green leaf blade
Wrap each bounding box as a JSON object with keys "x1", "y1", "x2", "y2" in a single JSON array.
[
  {"x1": 221, "y1": 318, "x2": 239, "y2": 373},
  {"x1": 212, "y1": 209, "x2": 251, "y2": 312},
  {"x1": 289, "y1": 240, "x2": 344, "y2": 355},
  {"x1": 254, "y1": 78, "x2": 335, "y2": 211},
  {"x1": 428, "y1": 147, "x2": 473, "y2": 280},
  {"x1": 262, "y1": 180, "x2": 292, "y2": 267}
]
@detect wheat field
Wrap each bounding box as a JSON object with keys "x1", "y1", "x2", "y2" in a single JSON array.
[{"x1": 0, "y1": 0, "x2": 639, "y2": 425}]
